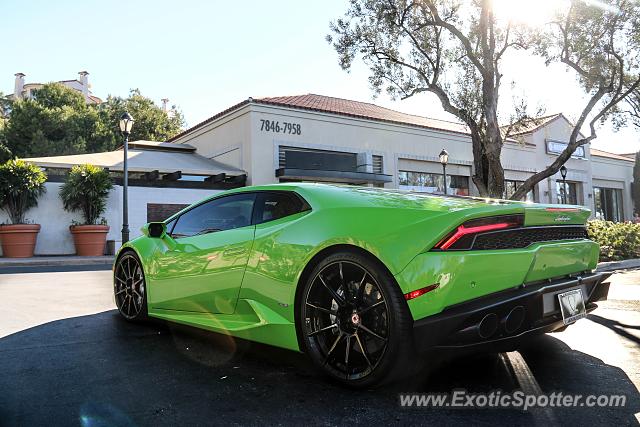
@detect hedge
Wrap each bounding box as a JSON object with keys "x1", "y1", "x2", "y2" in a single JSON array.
[{"x1": 587, "y1": 220, "x2": 640, "y2": 261}]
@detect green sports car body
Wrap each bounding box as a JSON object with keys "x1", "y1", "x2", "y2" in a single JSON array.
[{"x1": 114, "y1": 183, "x2": 611, "y2": 386}]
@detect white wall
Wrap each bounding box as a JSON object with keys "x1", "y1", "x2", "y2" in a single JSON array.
[
  {"x1": 173, "y1": 101, "x2": 636, "y2": 219},
  {"x1": 591, "y1": 156, "x2": 634, "y2": 220},
  {"x1": 247, "y1": 104, "x2": 538, "y2": 194},
  {"x1": 0, "y1": 183, "x2": 219, "y2": 256},
  {"x1": 174, "y1": 105, "x2": 252, "y2": 179}
]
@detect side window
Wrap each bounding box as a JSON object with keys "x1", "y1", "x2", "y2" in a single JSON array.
[
  {"x1": 170, "y1": 193, "x2": 255, "y2": 238},
  {"x1": 256, "y1": 192, "x2": 308, "y2": 224}
]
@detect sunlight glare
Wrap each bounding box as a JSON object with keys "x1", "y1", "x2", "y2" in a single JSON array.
[{"x1": 492, "y1": 0, "x2": 569, "y2": 26}]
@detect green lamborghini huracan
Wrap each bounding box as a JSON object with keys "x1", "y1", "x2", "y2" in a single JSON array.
[{"x1": 114, "y1": 183, "x2": 610, "y2": 387}]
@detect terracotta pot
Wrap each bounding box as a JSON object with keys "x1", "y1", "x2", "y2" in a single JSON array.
[
  {"x1": 70, "y1": 225, "x2": 110, "y2": 256},
  {"x1": 0, "y1": 224, "x2": 41, "y2": 258}
]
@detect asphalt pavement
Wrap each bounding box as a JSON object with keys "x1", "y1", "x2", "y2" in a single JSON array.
[{"x1": 0, "y1": 266, "x2": 638, "y2": 426}]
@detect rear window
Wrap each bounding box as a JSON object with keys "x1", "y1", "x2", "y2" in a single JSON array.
[{"x1": 256, "y1": 192, "x2": 308, "y2": 224}]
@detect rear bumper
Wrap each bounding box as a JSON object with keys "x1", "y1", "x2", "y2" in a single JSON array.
[{"x1": 413, "y1": 271, "x2": 611, "y2": 354}]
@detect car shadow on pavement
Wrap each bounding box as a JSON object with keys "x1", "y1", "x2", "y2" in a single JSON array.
[
  {"x1": 519, "y1": 333, "x2": 640, "y2": 426},
  {"x1": 0, "y1": 310, "x2": 637, "y2": 426},
  {"x1": 588, "y1": 313, "x2": 640, "y2": 346}
]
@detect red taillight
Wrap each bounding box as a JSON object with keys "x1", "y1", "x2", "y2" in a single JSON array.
[
  {"x1": 404, "y1": 284, "x2": 439, "y2": 300},
  {"x1": 433, "y1": 215, "x2": 524, "y2": 251},
  {"x1": 438, "y1": 222, "x2": 512, "y2": 250}
]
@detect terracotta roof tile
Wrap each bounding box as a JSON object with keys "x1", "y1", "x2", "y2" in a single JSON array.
[
  {"x1": 255, "y1": 94, "x2": 469, "y2": 134},
  {"x1": 169, "y1": 94, "x2": 470, "y2": 141},
  {"x1": 590, "y1": 148, "x2": 635, "y2": 162},
  {"x1": 500, "y1": 113, "x2": 563, "y2": 136}
]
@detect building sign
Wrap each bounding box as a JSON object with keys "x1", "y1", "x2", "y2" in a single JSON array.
[
  {"x1": 546, "y1": 140, "x2": 585, "y2": 158},
  {"x1": 260, "y1": 119, "x2": 302, "y2": 135}
]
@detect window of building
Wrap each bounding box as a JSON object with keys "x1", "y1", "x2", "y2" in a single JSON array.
[
  {"x1": 504, "y1": 180, "x2": 535, "y2": 202},
  {"x1": 398, "y1": 171, "x2": 469, "y2": 196},
  {"x1": 170, "y1": 193, "x2": 256, "y2": 238},
  {"x1": 372, "y1": 155, "x2": 384, "y2": 174},
  {"x1": 556, "y1": 181, "x2": 579, "y2": 205},
  {"x1": 148, "y1": 203, "x2": 188, "y2": 223},
  {"x1": 279, "y1": 146, "x2": 357, "y2": 172},
  {"x1": 255, "y1": 192, "x2": 309, "y2": 224},
  {"x1": 594, "y1": 187, "x2": 624, "y2": 222}
]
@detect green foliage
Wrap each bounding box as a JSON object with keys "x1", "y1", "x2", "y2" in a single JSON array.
[
  {"x1": 2, "y1": 84, "x2": 184, "y2": 159},
  {"x1": 59, "y1": 164, "x2": 113, "y2": 225},
  {"x1": 587, "y1": 220, "x2": 640, "y2": 261},
  {"x1": 3, "y1": 84, "x2": 113, "y2": 158},
  {"x1": 0, "y1": 159, "x2": 47, "y2": 224},
  {"x1": 633, "y1": 151, "x2": 640, "y2": 214},
  {"x1": 32, "y1": 84, "x2": 86, "y2": 110},
  {"x1": 98, "y1": 89, "x2": 185, "y2": 143}
]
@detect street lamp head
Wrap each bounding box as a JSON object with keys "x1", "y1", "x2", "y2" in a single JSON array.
[
  {"x1": 119, "y1": 112, "x2": 134, "y2": 135},
  {"x1": 439, "y1": 149, "x2": 449, "y2": 166},
  {"x1": 560, "y1": 165, "x2": 568, "y2": 179}
]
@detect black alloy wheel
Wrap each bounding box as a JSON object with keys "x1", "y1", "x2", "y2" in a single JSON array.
[
  {"x1": 300, "y1": 251, "x2": 415, "y2": 387},
  {"x1": 114, "y1": 252, "x2": 148, "y2": 321}
]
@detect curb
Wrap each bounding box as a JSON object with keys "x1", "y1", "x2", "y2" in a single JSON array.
[
  {"x1": 0, "y1": 256, "x2": 114, "y2": 268},
  {"x1": 596, "y1": 258, "x2": 640, "y2": 272},
  {"x1": 1, "y1": 256, "x2": 639, "y2": 272}
]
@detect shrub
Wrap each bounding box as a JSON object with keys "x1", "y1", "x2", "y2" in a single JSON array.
[
  {"x1": 587, "y1": 220, "x2": 640, "y2": 261},
  {"x1": 0, "y1": 159, "x2": 47, "y2": 224},
  {"x1": 60, "y1": 164, "x2": 113, "y2": 225}
]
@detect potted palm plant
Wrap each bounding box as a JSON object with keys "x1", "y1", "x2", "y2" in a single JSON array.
[
  {"x1": 60, "y1": 164, "x2": 113, "y2": 256},
  {"x1": 0, "y1": 159, "x2": 47, "y2": 258}
]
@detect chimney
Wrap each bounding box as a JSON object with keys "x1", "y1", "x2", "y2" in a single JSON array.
[
  {"x1": 78, "y1": 71, "x2": 89, "y2": 98},
  {"x1": 161, "y1": 98, "x2": 169, "y2": 113},
  {"x1": 14, "y1": 73, "x2": 25, "y2": 98}
]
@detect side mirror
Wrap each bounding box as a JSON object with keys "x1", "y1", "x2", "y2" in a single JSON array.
[{"x1": 147, "y1": 222, "x2": 166, "y2": 238}]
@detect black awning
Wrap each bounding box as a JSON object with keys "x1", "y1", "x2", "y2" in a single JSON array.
[{"x1": 275, "y1": 168, "x2": 393, "y2": 184}]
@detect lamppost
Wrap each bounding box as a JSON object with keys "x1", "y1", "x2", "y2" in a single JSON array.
[
  {"x1": 439, "y1": 148, "x2": 449, "y2": 195},
  {"x1": 560, "y1": 165, "x2": 568, "y2": 204},
  {"x1": 119, "y1": 112, "x2": 134, "y2": 243}
]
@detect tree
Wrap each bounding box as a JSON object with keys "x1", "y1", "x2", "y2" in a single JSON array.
[
  {"x1": 511, "y1": 0, "x2": 640, "y2": 199},
  {"x1": 328, "y1": 0, "x2": 640, "y2": 199},
  {"x1": 634, "y1": 151, "x2": 640, "y2": 215},
  {"x1": 2, "y1": 83, "x2": 112, "y2": 158},
  {"x1": 2, "y1": 84, "x2": 185, "y2": 159},
  {"x1": 60, "y1": 164, "x2": 113, "y2": 225},
  {"x1": 0, "y1": 92, "x2": 12, "y2": 162},
  {"x1": 0, "y1": 159, "x2": 47, "y2": 224},
  {"x1": 98, "y1": 89, "x2": 185, "y2": 144}
]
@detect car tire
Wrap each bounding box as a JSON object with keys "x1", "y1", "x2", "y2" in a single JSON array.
[
  {"x1": 114, "y1": 251, "x2": 148, "y2": 321},
  {"x1": 298, "y1": 250, "x2": 417, "y2": 388}
]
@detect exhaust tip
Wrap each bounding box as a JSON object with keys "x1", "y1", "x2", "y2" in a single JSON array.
[
  {"x1": 504, "y1": 306, "x2": 525, "y2": 334},
  {"x1": 478, "y1": 313, "x2": 498, "y2": 339}
]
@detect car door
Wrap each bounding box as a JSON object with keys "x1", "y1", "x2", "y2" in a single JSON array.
[
  {"x1": 240, "y1": 191, "x2": 312, "y2": 305},
  {"x1": 150, "y1": 193, "x2": 257, "y2": 314}
]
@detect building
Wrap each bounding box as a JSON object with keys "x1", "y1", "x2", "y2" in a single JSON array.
[
  {"x1": 169, "y1": 94, "x2": 636, "y2": 221},
  {"x1": 6, "y1": 93, "x2": 636, "y2": 256},
  {"x1": 0, "y1": 141, "x2": 246, "y2": 255},
  {"x1": 9, "y1": 71, "x2": 102, "y2": 104}
]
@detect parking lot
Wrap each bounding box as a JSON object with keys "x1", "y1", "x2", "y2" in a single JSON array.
[{"x1": 0, "y1": 266, "x2": 639, "y2": 426}]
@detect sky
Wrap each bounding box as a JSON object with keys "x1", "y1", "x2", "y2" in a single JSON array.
[{"x1": 1, "y1": 0, "x2": 638, "y2": 153}]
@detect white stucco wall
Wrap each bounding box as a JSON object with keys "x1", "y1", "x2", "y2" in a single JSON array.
[
  {"x1": 591, "y1": 156, "x2": 634, "y2": 220},
  {"x1": 174, "y1": 105, "x2": 252, "y2": 178},
  {"x1": 149, "y1": 102, "x2": 638, "y2": 222},
  {"x1": 247, "y1": 104, "x2": 537, "y2": 195},
  {"x1": 0, "y1": 183, "x2": 219, "y2": 256}
]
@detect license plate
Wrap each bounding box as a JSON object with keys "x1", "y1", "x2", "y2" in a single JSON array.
[{"x1": 557, "y1": 288, "x2": 586, "y2": 325}]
